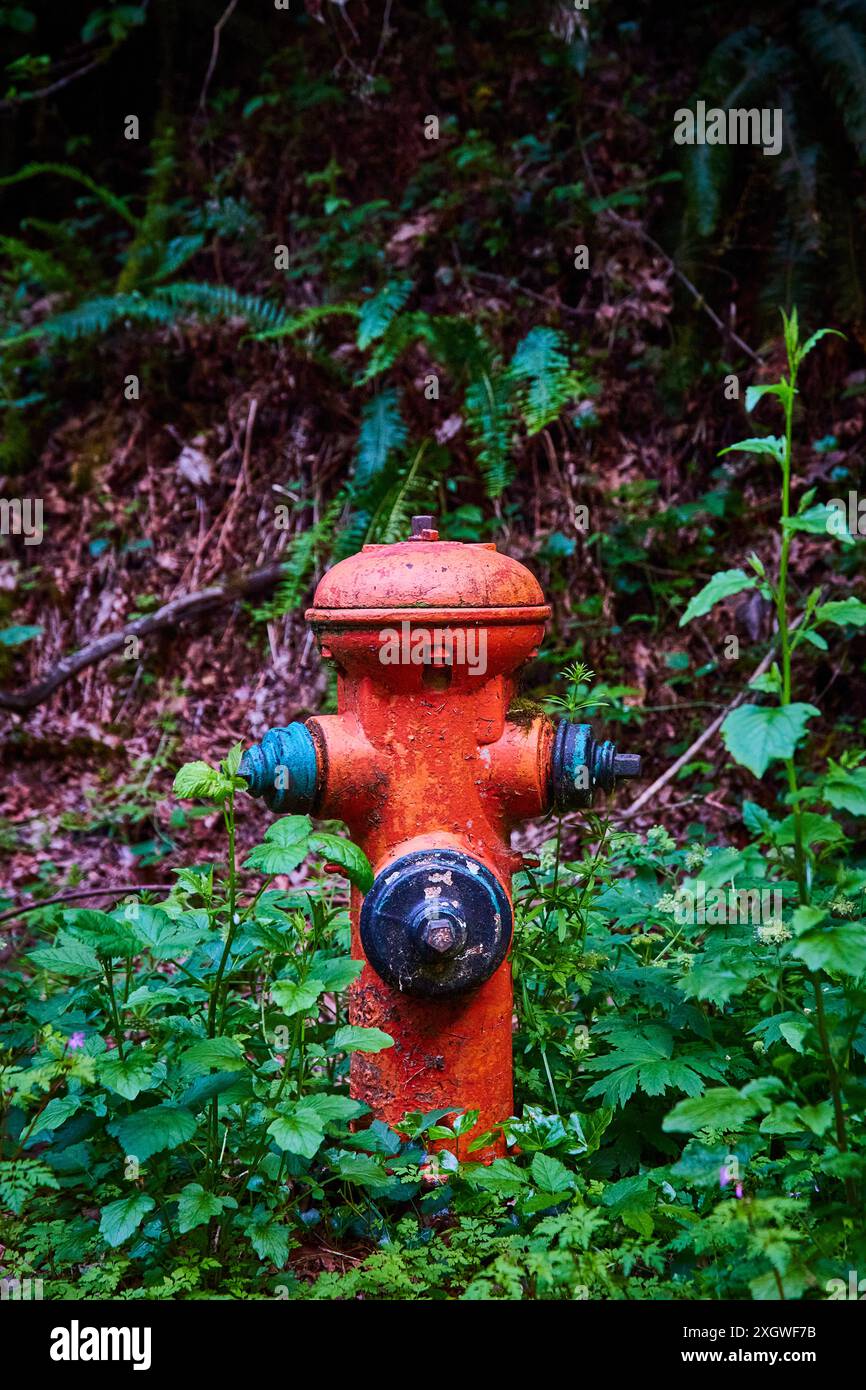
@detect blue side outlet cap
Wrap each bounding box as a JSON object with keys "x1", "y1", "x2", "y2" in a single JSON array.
[{"x1": 240, "y1": 722, "x2": 319, "y2": 813}]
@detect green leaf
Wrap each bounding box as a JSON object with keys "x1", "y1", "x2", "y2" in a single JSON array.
[
  {"x1": 783, "y1": 503, "x2": 855, "y2": 544},
  {"x1": 822, "y1": 763, "x2": 866, "y2": 816},
  {"x1": 0, "y1": 624, "x2": 43, "y2": 646},
  {"x1": 179, "y1": 1037, "x2": 248, "y2": 1074},
  {"x1": 330, "y1": 1025, "x2": 394, "y2": 1054},
  {"x1": 721, "y1": 703, "x2": 820, "y2": 778},
  {"x1": 99, "y1": 1193, "x2": 156, "y2": 1248},
  {"x1": 270, "y1": 977, "x2": 327, "y2": 1017},
  {"x1": 313, "y1": 956, "x2": 364, "y2": 992},
  {"x1": 243, "y1": 815, "x2": 312, "y2": 876},
  {"x1": 815, "y1": 598, "x2": 866, "y2": 628},
  {"x1": 775, "y1": 812, "x2": 844, "y2": 847},
  {"x1": 308, "y1": 833, "x2": 374, "y2": 892},
  {"x1": 529, "y1": 1151, "x2": 574, "y2": 1193},
  {"x1": 745, "y1": 383, "x2": 790, "y2": 412},
  {"x1": 791, "y1": 916, "x2": 866, "y2": 977},
  {"x1": 28, "y1": 932, "x2": 101, "y2": 977},
  {"x1": 678, "y1": 569, "x2": 756, "y2": 627},
  {"x1": 222, "y1": 741, "x2": 244, "y2": 777},
  {"x1": 108, "y1": 1104, "x2": 196, "y2": 1161},
  {"x1": 298, "y1": 1093, "x2": 369, "y2": 1125},
  {"x1": 268, "y1": 1104, "x2": 326, "y2": 1159},
  {"x1": 662, "y1": 1087, "x2": 760, "y2": 1134},
  {"x1": 510, "y1": 326, "x2": 578, "y2": 434},
  {"x1": 173, "y1": 760, "x2": 227, "y2": 800},
  {"x1": 26, "y1": 1095, "x2": 81, "y2": 1138},
  {"x1": 121, "y1": 904, "x2": 210, "y2": 960},
  {"x1": 246, "y1": 1213, "x2": 292, "y2": 1265},
  {"x1": 99, "y1": 1053, "x2": 158, "y2": 1100},
  {"x1": 177, "y1": 1182, "x2": 234, "y2": 1234},
  {"x1": 719, "y1": 436, "x2": 786, "y2": 465}
]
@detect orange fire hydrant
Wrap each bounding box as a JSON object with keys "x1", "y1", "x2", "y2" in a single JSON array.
[{"x1": 242, "y1": 516, "x2": 640, "y2": 1157}]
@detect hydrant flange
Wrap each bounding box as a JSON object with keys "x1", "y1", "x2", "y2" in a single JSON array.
[
  {"x1": 359, "y1": 847, "x2": 512, "y2": 998},
  {"x1": 239, "y1": 722, "x2": 319, "y2": 813}
]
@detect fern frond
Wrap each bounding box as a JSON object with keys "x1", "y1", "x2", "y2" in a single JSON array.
[
  {"x1": 252, "y1": 493, "x2": 347, "y2": 622},
  {"x1": 0, "y1": 162, "x2": 139, "y2": 228},
  {"x1": 356, "y1": 280, "x2": 412, "y2": 350},
  {"x1": 0, "y1": 294, "x2": 175, "y2": 349},
  {"x1": 153, "y1": 282, "x2": 289, "y2": 334},
  {"x1": 354, "y1": 388, "x2": 408, "y2": 490},
  {"x1": 464, "y1": 367, "x2": 514, "y2": 498},
  {"x1": 510, "y1": 326, "x2": 579, "y2": 434},
  {"x1": 802, "y1": 8, "x2": 866, "y2": 159},
  {"x1": 250, "y1": 302, "x2": 358, "y2": 342}
]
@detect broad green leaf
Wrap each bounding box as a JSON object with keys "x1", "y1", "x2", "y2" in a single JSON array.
[
  {"x1": 121, "y1": 904, "x2": 210, "y2": 960},
  {"x1": 330, "y1": 1025, "x2": 394, "y2": 1054},
  {"x1": 719, "y1": 436, "x2": 785, "y2": 465},
  {"x1": 678, "y1": 569, "x2": 756, "y2": 627},
  {"x1": 745, "y1": 383, "x2": 790, "y2": 412},
  {"x1": 783, "y1": 503, "x2": 855, "y2": 545},
  {"x1": 324, "y1": 1148, "x2": 392, "y2": 1189},
  {"x1": 529, "y1": 1151, "x2": 574, "y2": 1193},
  {"x1": 108, "y1": 1104, "x2": 196, "y2": 1161},
  {"x1": 309, "y1": 832, "x2": 374, "y2": 892},
  {"x1": 815, "y1": 598, "x2": 866, "y2": 628},
  {"x1": 268, "y1": 1104, "x2": 325, "y2": 1159},
  {"x1": 26, "y1": 1095, "x2": 81, "y2": 1138},
  {"x1": 760, "y1": 1103, "x2": 805, "y2": 1135},
  {"x1": 776, "y1": 812, "x2": 844, "y2": 847},
  {"x1": 179, "y1": 1036, "x2": 248, "y2": 1074},
  {"x1": 790, "y1": 917, "x2": 866, "y2": 977},
  {"x1": 99, "y1": 1053, "x2": 158, "y2": 1100},
  {"x1": 246, "y1": 1214, "x2": 292, "y2": 1265},
  {"x1": 173, "y1": 760, "x2": 228, "y2": 800},
  {"x1": 270, "y1": 977, "x2": 326, "y2": 1017},
  {"x1": 721, "y1": 703, "x2": 819, "y2": 778},
  {"x1": 177, "y1": 1182, "x2": 235, "y2": 1234},
  {"x1": 298, "y1": 1093, "x2": 369, "y2": 1125},
  {"x1": 662, "y1": 1087, "x2": 760, "y2": 1133},
  {"x1": 313, "y1": 956, "x2": 364, "y2": 992},
  {"x1": 822, "y1": 764, "x2": 866, "y2": 816},
  {"x1": 99, "y1": 1193, "x2": 156, "y2": 1248},
  {"x1": 264, "y1": 815, "x2": 313, "y2": 846},
  {"x1": 799, "y1": 1101, "x2": 834, "y2": 1137},
  {"x1": 243, "y1": 829, "x2": 310, "y2": 876},
  {"x1": 29, "y1": 932, "x2": 100, "y2": 977}
]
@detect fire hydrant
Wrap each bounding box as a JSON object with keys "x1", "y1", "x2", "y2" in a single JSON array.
[{"x1": 241, "y1": 516, "x2": 640, "y2": 1157}]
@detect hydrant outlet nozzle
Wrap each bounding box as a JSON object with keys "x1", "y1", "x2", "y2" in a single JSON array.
[
  {"x1": 551, "y1": 720, "x2": 642, "y2": 812},
  {"x1": 239, "y1": 722, "x2": 319, "y2": 813}
]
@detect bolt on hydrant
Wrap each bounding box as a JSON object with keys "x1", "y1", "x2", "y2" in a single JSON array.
[{"x1": 241, "y1": 516, "x2": 641, "y2": 1158}]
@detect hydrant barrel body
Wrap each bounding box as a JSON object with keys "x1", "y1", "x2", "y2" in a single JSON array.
[{"x1": 242, "y1": 524, "x2": 641, "y2": 1159}]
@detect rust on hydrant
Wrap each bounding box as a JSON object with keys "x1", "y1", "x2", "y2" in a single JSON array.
[{"x1": 241, "y1": 518, "x2": 641, "y2": 1159}]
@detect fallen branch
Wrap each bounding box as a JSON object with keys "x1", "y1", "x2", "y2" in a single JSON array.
[
  {"x1": 0, "y1": 883, "x2": 175, "y2": 927},
  {"x1": 0, "y1": 561, "x2": 288, "y2": 714}
]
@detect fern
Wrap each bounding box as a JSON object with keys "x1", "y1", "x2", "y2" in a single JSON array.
[
  {"x1": 510, "y1": 326, "x2": 579, "y2": 434},
  {"x1": 356, "y1": 280, "x2": 413, "y2": 351},
  {"x1": 153, "y1": 282, "x2": 289, "y2": 334},
  {"x1": 250, "y1": 302, "x2": 358, "y2": 342},
  {"x1": 802, "y1": 8, "x2": 866, "y2": 159},
  {"x1": 354, "y1": 388, "x2": 408, "y2": 489},
  {"x1": 1, "y1": 294, "x2": 176, "y2": 349},
  {"x1": 252, "y1": 494, "x2": 347, "y2": 622},
  {"x1": 0, "y1": 162, "x2": 139, "y2": 228},
  {"x1": 464, "y1": 368, "x2": 514, "y2": 498}
]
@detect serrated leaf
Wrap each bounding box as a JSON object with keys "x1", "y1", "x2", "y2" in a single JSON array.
[
  {"x1": 179, "y1": 1036, "x2": 248, "y2": 1074},
  {"x1": 815, "y1": 598, "x2": 866, "y2": 628},
  {"x1": 662, "y1": 1087, "x2": 759, "y2": 1133},
  {"x1": 173, "y1": 760, "x2": 228, "y2": 800},
  {"x1": 246, "y1": 1214, "x2": 292, "y2": 1265},
  {"x1": 308, "y1": 832, "x2": 373, "y2": 892},
  {"x1": 791, "y1": 918, "x2": 866, "y2": 977},
  {"x1": 719, "y1": 436, "x2": 786, "y2": 464},
  {"x1": 529, "y1": 1151, "x2": 574, "y2": 1193},
  {"x1": 268, "y1": 1104, "x2": 325, "y2": 1159},
  {"x1": 313, "y1": 956, "x2": 364, "y2": 992},
  {"x1": 270, "y1": 977, "x2": 326, "y2": 1017},
  {"x1": 721, "y1": 703, "x2": 819, "y2": 778},
  {"x1": 357, "y1": 280, "x2": 412, "y2": 350},
  {"x1": 822, "y1": 764, "x2": 866, "y2": 816},
  {"x1": 28, "y1": 932, "x2": 101, "y2": 977},
  {"x1": 678, "y1": 569, "x2": 756, "y2": 627},
  {"x1": 99, "y1": 1193, "x2": 156, "y2": 1248},
  {"x1": 99, "y1": 1053, "x2": 158, "y2": 1100},
  {"x1": 108, "y1": 1104, "x2": 196, "y2": 1161},
  {"x1": 329, "y1": 1025, "x2": 394, "y2": 1054},
  {"x1": 26, "y1": 1095, "x2": 81, "y2": 1138},
  {"x1": 177, "y1": 1182, "x2": 234, "y2": 1234}
]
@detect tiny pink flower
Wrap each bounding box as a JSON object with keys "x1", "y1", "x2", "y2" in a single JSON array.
[
  {"x1": 68, "y1": 1031, "x2": 87, "y2": 1051},
  {"x1": 719, "y1": 1166, "x2": 729, "y2": 1187},
  {"x1": 735, "y1": 1182, "x2": 744, "y2": 1198}
]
